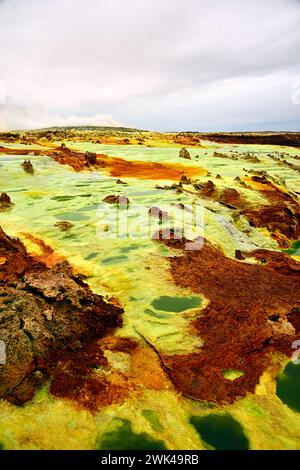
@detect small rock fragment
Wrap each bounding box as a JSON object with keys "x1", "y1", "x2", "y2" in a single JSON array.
[
  {"x1": 103, "y1": 195, "x2": 130, "y2": 206},
  {"x1": 55, "y1": 221, "x2": 74, "y2": 232},
  {"x1": 180, "y1": 175, "x2": 191, "y2": 184}
]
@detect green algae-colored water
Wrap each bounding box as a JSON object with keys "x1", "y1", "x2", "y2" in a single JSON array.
[
  {"x1": 141, "y1": 410, "x2": 164, "y2": 432},
  {"x1": 97, "y1": 419, "x2": 166, "y2": 450},
  {"x1": 1, "y1": 150, "x2": 270, "y2": 357},
  {"x1": 276, "y1": 362, "x2": 300, "y2": 413},
  {"x1": 190, "y1": 414, "x2": 249, "y2": 450},
  {"x1": 0, "y1": 142, "x2": 300, "y2": 450},
  {"x1": 151, "y1": 295, "x2": 202, "y2": 312},
  {"x1": 222, "y1": 369, "x2": 244, "y2": 381},
  {"x1": 284, "y1": 240, "x2": 300, "y2": 256}
]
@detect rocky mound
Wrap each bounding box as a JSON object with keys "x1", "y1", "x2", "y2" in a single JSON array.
[{"x1": 0, "y1": 227, "x2": 123, "y2": 405}]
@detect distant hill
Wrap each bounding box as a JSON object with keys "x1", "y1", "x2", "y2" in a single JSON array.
[
  {"x1": 32, "y1": 125, "x2": 149, "y2": 133},
  {"x1": 0, "y1": 127, "x2": 299, "y2": 148}
]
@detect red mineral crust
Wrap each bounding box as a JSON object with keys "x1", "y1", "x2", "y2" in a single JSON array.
[
  {"x1": 39, "y1": 342, "x2": 129, "y2": 411},
  {"x1": 0, "y1": 146, "x2": 206, "y2": 180},
  {"x1": 159, "y1": 237, "x2": 300, "y2": 404}
]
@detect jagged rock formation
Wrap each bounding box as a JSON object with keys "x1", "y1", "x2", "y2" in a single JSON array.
[{"x1": 0, "y1": 227, "x2": 123, "y2": 406}]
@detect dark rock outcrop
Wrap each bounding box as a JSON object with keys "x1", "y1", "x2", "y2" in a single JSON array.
[
  {"x1": 0, "y1": 227, "x2": 123, "y2": 405},
  {"x1": 206, "y1": 132, "x2": 300, "y2": 148}
]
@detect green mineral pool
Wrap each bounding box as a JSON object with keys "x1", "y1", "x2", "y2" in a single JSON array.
[
  {"x1": 151, "y1": 295, "x2": 202, "y2": 313},
  {"x1": 190, "y1": 414, "x2": 249, "y2": 450},
  {"x1": 97, "y1": 419, "x2": 166, "y2": 450},
  {"x1": 276, "y1": 361, "x2": 300, "y2": 413}
]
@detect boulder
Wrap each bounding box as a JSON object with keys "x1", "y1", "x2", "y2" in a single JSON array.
[
  {"x1": 0, "y1": 193, "x2": 13, "y2": 211},
  {"x1": 85, "y1": 151, "x2": 97, "y2": 165},
  {"x1": 22, "y1": 160, "x2": 34, "y2": 174},
  {"x1": 179, "y1": 148, "x2": 191, "y2": 159}
]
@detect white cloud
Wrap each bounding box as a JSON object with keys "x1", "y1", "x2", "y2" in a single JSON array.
[{"x1": 0, "y1": 102, "x2": 122, "y2": 130}]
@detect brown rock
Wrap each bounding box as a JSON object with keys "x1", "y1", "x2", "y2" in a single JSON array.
[
  {"x1": 0, "y1": 193, "x2": 13, "y2": 211},
  {"x1": 220, "y1": 188, "x2": 242, "y2": 207},
  {"x1": 179, "y1": 148, "x2": 191, "y2": 159},
  {"x1": 199, "y1": 180, "x2": 216, "y2": 197},
  {"x1": 55, "y1": 221, "x2": 73, "y2": 232},
  {"x1": 22, "y1": 160, "x2": 34, "y2": 174},
  {"x1": 103, "y1": 195, "x2": 130, "y2": 206},
  {"x1": 180, "y1": 175, "x2": 191, "y2": 184},
  {"x1": 85, "y1": 151, "x2": 97, "y2": 165}
]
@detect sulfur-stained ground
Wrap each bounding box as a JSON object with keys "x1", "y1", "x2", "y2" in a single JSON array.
[{"x1": 0, "y1": 131, "x2": 299, "y2": 450}]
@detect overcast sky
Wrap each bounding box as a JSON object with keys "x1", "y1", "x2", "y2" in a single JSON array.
[{"x1": 0, "y1": 0, "x2": 299, "y2": 131}]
